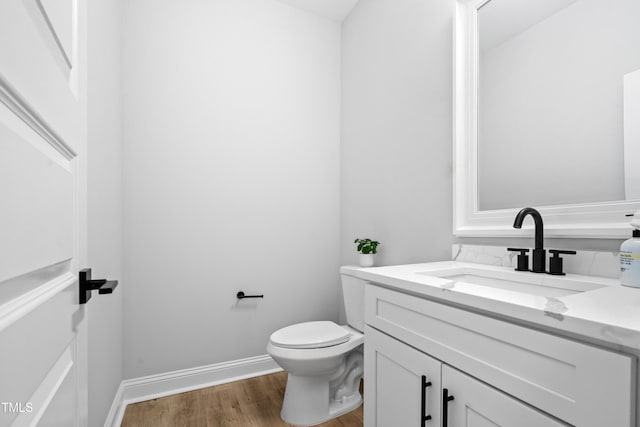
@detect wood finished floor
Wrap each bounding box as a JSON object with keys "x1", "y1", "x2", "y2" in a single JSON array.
[{"x1": 120, "y1": 372, "x2": 363, "y2": 427}]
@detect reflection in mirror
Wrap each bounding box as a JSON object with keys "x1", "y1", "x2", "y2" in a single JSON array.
[{"x1": 477, "y1": 0, "x2": 640, "y2": 211}]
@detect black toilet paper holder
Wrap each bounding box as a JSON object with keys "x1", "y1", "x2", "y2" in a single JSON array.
[{"x1": 236, "y1": 291, "x2": 263, "y2": 299}]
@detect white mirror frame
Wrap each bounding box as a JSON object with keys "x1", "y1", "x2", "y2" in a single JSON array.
[{"x1": 453, "y1": 0, "x2": 640, "y2": 239}]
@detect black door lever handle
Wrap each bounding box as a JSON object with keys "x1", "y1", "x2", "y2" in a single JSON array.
[{"x1": 79, "y1": 268, "x2": 119, "y2": 304}]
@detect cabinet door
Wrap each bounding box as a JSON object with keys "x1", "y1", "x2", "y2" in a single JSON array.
[
  {"x1": 442, "y1": 366, "x2": 569, "y2": 427},
  {"x1": 364, "y1": 325, "x2": 441, "y2": 427}
]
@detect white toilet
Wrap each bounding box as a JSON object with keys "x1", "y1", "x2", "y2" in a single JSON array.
[{"x1": 266, "y1": 267, "x2": 365, "y2": 426}]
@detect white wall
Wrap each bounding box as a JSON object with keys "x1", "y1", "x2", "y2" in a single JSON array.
[
  {"x1": 86, "y1": 0, "x2": 124, "y2": 424},
  {"x1": 340, "y1": 0, "x2": 454, "y2": 266},
  {"x1": 122, "y1": 0, "x2": 341, "y2": 378}
]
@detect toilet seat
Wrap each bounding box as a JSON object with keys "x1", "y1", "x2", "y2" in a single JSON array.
[
  {"x1": 267, "y1": 326, "x2": 364, "y2": 364},
  {"x1": 269, "y1": 321, "x2": 351, "y2": 349}
]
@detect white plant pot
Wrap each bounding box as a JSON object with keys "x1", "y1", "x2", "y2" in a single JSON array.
[{"x1": 358, "y1": 253, "x2": 375, "y2": 267}]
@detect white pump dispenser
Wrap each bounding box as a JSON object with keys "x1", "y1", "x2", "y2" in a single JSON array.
[{"x1": 620, "y1": 211, "x2": 640, "y2": 288}]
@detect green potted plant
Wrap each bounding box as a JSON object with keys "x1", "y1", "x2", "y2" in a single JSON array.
[{"x1": 354, "y1": 238, "x2": 380, "y2": 267}]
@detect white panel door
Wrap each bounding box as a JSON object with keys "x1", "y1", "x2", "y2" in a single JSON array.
[
  {"x1": 0, "y1": 0, "x2": 87, "y2": 426},
  {"x1": 364, "y1": 325, "x2": 441, "y2": 427},
  {"x1": 442, "y1": 366, "x2": 569, "y2": 427}
]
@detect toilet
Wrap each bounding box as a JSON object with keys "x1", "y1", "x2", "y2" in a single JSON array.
[{"x1": 266, "y1": 267, "x2": 365, "y2": 426}]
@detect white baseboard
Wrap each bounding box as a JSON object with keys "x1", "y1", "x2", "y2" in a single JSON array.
[
  {"x1": 104, "y1": 382, "x2": 125, "y2": 427},
  {"x1": 104, "y1": 354, "x2": 281, "y2": 427}
]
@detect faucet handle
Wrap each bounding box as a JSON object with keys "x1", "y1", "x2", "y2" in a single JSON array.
[
  {"x1": 548, "y1": 249, "x2": 576, "y2": 275},
  {"x1": 507, "y1": 248, "x2": 530, "y2": 271}
]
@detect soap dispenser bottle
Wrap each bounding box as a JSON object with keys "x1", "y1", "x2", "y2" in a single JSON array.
[{"x1": 620, "y1": 211, "x2": 640, "y2": 288}]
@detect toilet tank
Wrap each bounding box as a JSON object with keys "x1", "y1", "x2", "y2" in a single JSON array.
[{"x1": 340, "y1": 266, "x2": 366, "y2": 332}]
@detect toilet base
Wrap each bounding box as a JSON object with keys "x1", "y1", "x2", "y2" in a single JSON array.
[
  {"x1": 280, "y1": 374, "x2": 362, "y2": 426},
  {"x1": 267, "y1": 326, "x2": 365, "y2": 426}
]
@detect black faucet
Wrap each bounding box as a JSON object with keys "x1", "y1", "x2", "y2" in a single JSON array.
[{"x1": 513, "y1": 207, "x2": 545, "y2": 273}]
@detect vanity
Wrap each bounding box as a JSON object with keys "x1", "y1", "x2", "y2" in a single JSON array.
[
  {"x1": 355, "y1": 0, "x2": 640, "y2": 423},
  {"x1": 349, "y1": 260, "x2": 639, "y2": 427},
  {"x1": 406, "y1": 0, "x2": 640, "y2": 420}
]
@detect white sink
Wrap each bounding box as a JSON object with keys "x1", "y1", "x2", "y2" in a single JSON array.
[{"x1": 416, "y1": 267, "x2": 607, "y2": 297}]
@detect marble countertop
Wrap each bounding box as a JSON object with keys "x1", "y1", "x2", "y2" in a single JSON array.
[{"x1": 343, "y1": 261, "x2": 640, "y2": 352}]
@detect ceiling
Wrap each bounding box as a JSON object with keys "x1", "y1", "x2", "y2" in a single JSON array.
[
  {"x1": 479, "y1": 0, "x2": 580, "y2": 51},
  {"x1": 275, "y1": 0, "x2": 359, "y2": 22}
]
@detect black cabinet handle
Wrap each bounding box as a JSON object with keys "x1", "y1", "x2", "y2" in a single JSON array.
[
  {"x1": 442, "y1": 388, "x2": 454, "y2": 427},
  {"x1": 421, "y1": 375, "x2": 432, "y2": 425}
]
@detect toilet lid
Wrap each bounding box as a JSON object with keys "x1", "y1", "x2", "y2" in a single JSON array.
[{"x1": 270, "y1": 321, "x2": 351, "y2": 349}]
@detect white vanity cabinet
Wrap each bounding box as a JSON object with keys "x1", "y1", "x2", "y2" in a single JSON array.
[
  {"x1": 365, "y1": 325, "x2": 442, "y2": 426},
  {"x1": 366, "y1": 326, "x2": 566, "y2": 427},
  {"x1": 441, "y1": 365, "x2": 567, "y2": 427},
  {"x1": 364, "y1": 283, "x2": 636, "y2": 427}
]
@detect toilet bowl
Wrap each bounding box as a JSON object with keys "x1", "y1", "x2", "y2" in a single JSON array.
[{"x1": 266, "y1": 268, "x2": 365, "y2": 426}]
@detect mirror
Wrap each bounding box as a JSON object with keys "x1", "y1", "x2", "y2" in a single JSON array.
[
  {"x1": 454, "y1": 0, "x2": 640, "y2": 238},
  {"x1": 478, "y1": 0, "x2": 640, "y2": 211}
]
